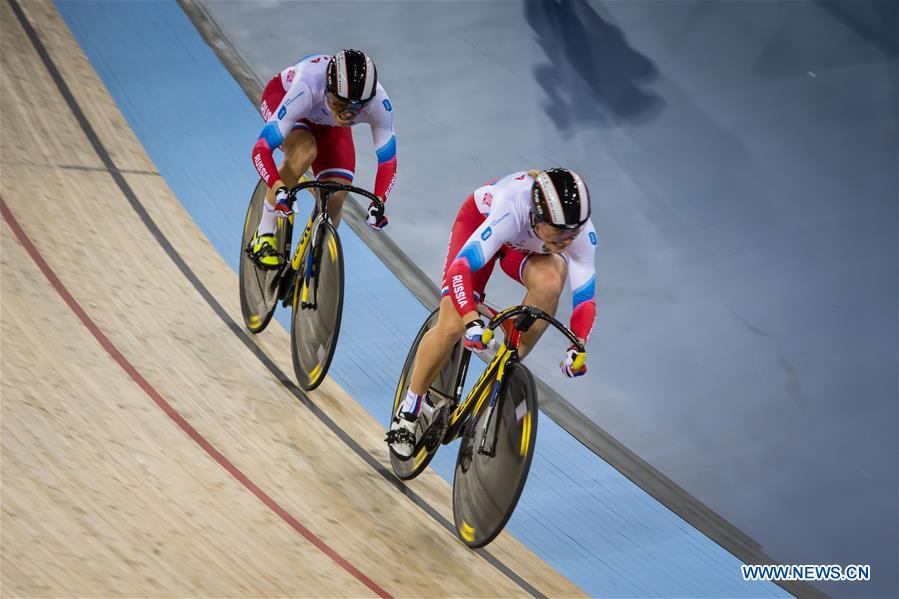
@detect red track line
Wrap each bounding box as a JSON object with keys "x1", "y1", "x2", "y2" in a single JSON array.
[{"x1": 0, "y1": 196, "x2": 392, "y2": 599}]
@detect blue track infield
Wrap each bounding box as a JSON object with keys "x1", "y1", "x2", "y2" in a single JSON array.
[{"x1": 56, "y1": 2, "x2": 784, "y2": 596}]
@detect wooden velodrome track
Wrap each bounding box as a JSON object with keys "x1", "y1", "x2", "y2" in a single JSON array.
[{"x1": 0, "y1": 1, "x2": 582, "y2": 596}]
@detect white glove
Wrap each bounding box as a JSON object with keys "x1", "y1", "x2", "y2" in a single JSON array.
[
  {"x1": 560, "y1": 345, "x2": 587, "y2": 378},
  {"x1": 273, "y1": 186, "x2": 293, "y2": 219},
  {"x1": 463, "y1": 319, "x2": 495, "y2": 353},
  {"x1": 367, "y1": 200, "x2": 388, "y2": 230}
]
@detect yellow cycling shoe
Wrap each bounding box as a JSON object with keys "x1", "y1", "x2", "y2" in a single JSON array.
[{"x1": 247, "y1": 231, "x2": 281, "y2": 269}]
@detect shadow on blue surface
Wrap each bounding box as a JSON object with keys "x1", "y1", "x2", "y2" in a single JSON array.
[
  {"x1": 524, "y1": 0, "x2": 665, "y2": 131},
  {"x1": 817, "y1": 0, "x2": 899, "y2": 55},
  {"x1": 55, "y1": 1, "x2": 789, "y2": 596}
]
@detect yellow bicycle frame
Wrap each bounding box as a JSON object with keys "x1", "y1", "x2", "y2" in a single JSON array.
[
  {"x1": 449, "y1": 342, "x2": 512, "y2": 429},
  {"x1": 290, "y1": 215, "x2": 315, "y2": 309},
  {"x1": 287, "y1": 176, "x2": 340, "y2": 390},
  {"x1": 448, "y1": 305, "x2": 522, "y2": 428},
  {"x1": 288, "y1": 176, "x2": 321, "y2": 311}
]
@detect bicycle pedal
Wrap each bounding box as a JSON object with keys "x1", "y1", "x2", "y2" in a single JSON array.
[
  {"x1": 245, "y1": 246, "x2": 283, "y2": 271},
  {"x1": 385, "y1": 428, "x2": 417, "y2": 461},
  {"x1": 419, "y1": 409, "x2": 447, "y2": 451}
]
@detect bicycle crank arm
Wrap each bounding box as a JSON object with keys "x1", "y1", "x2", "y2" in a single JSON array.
[
  {"x1": 478, "y1": 367, "x2": 510, "y2": 456},
  {"x1": 278, "y1": 267, "x2": 299, "y2": 305}
]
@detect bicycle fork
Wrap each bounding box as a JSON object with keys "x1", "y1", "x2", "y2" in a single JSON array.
[
  {"x1": 476, "y1": 313, "x2": 534, "y2": 457},
  {"x1": 291, "y1": 215, "x2": 325, "y2": 311},
  {"x1": 477, "y1": 352, "x2": 512, "y2": 457}
]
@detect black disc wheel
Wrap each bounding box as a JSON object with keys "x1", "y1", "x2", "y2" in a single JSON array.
[
  {"x1": 452, "y1": 363, "x2": 538, "y2": 548},
  {"x1": 239, "y1": 179, "x2": 290, "y2": 334},
  {"x1": 389, "y1": 308, "x2": 465, "y2": 480},
  {"x1": 290, "y1": 220, "x2": 344, "y2": 391}
]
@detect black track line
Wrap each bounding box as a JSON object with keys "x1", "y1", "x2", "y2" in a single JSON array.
[{"x1": 8, "y1": 1, "x2": 546, "y2": 596}]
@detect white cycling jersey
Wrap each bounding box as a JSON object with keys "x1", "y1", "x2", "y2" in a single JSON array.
[
  {"x1": 268, "y1": 54, "x2": 394, "y2": 149},
  {"x1": 449, "y1": 171, "x2": 597, "y2": 339},
  {"x1": 253, "y1": 54, "x2": 397, "y2": 199}
]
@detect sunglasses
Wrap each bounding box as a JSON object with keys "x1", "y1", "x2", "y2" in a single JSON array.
[
  {"x1": 327, "y1": 93, "x2": 369, "y2": 117},
  {"x1": 533, "y1": 219, "x2": 582, "y2": 243}
]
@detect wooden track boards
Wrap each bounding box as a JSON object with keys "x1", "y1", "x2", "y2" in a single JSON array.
[{"x1": 0, "y1": 2, "x2": 583, "y2": 596}]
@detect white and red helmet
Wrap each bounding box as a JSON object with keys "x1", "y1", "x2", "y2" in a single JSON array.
[
  {"x1": 531, "y1": 168, "x2": 591, "y2": 230},
  {"x1": 325, "y1": 49, "x2": 378, "y2": 104}
]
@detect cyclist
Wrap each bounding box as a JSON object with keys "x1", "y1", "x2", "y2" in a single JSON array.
[
  {"x1": 388, "y1": 168, "x2": 597, "y2": 459},
  {"x1": 248, "y1": 49, "x2": 397, "y2": 267}
]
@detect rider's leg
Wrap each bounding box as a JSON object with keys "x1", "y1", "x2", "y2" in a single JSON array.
[
  {"x1": 517, "y1": 253, "x2": 567, "y2": 358},
  {"x1": 309, "y1": 123, "x2": 355, "y2": 228},
  {"x1": 390, "y1": 295, "x2": 466, "y2": 456},
  {"x1": 250, "y1": 129, "x2": 316, "y2": 267},
  {"x1": 264, "y1": 128, "x2": 316, "y2": 206},
  {"x1": 390, "y1": 195, "x2": 489, "y2": 461},
  {"x1": 406, "y1": 194, "x2": 494, "y2": 399},
  {"x1": 257, "y1": 128, "x2": 316, "y2": 235},
  {"x1": 407, "y1": 296, "x2": 467, "y2": 397}
]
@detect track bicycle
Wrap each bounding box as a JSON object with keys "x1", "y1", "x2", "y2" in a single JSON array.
[
  {"x1": 389, "y1": 304, "x2": 585, "y2": 547},
  {"x1": 239, "y1": 178, "x2": 382, "y2": 391}
]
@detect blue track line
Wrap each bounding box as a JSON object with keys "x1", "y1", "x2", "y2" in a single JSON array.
[{"x1": 55, "y1": 2, "x2": 785, "y2": 596}]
